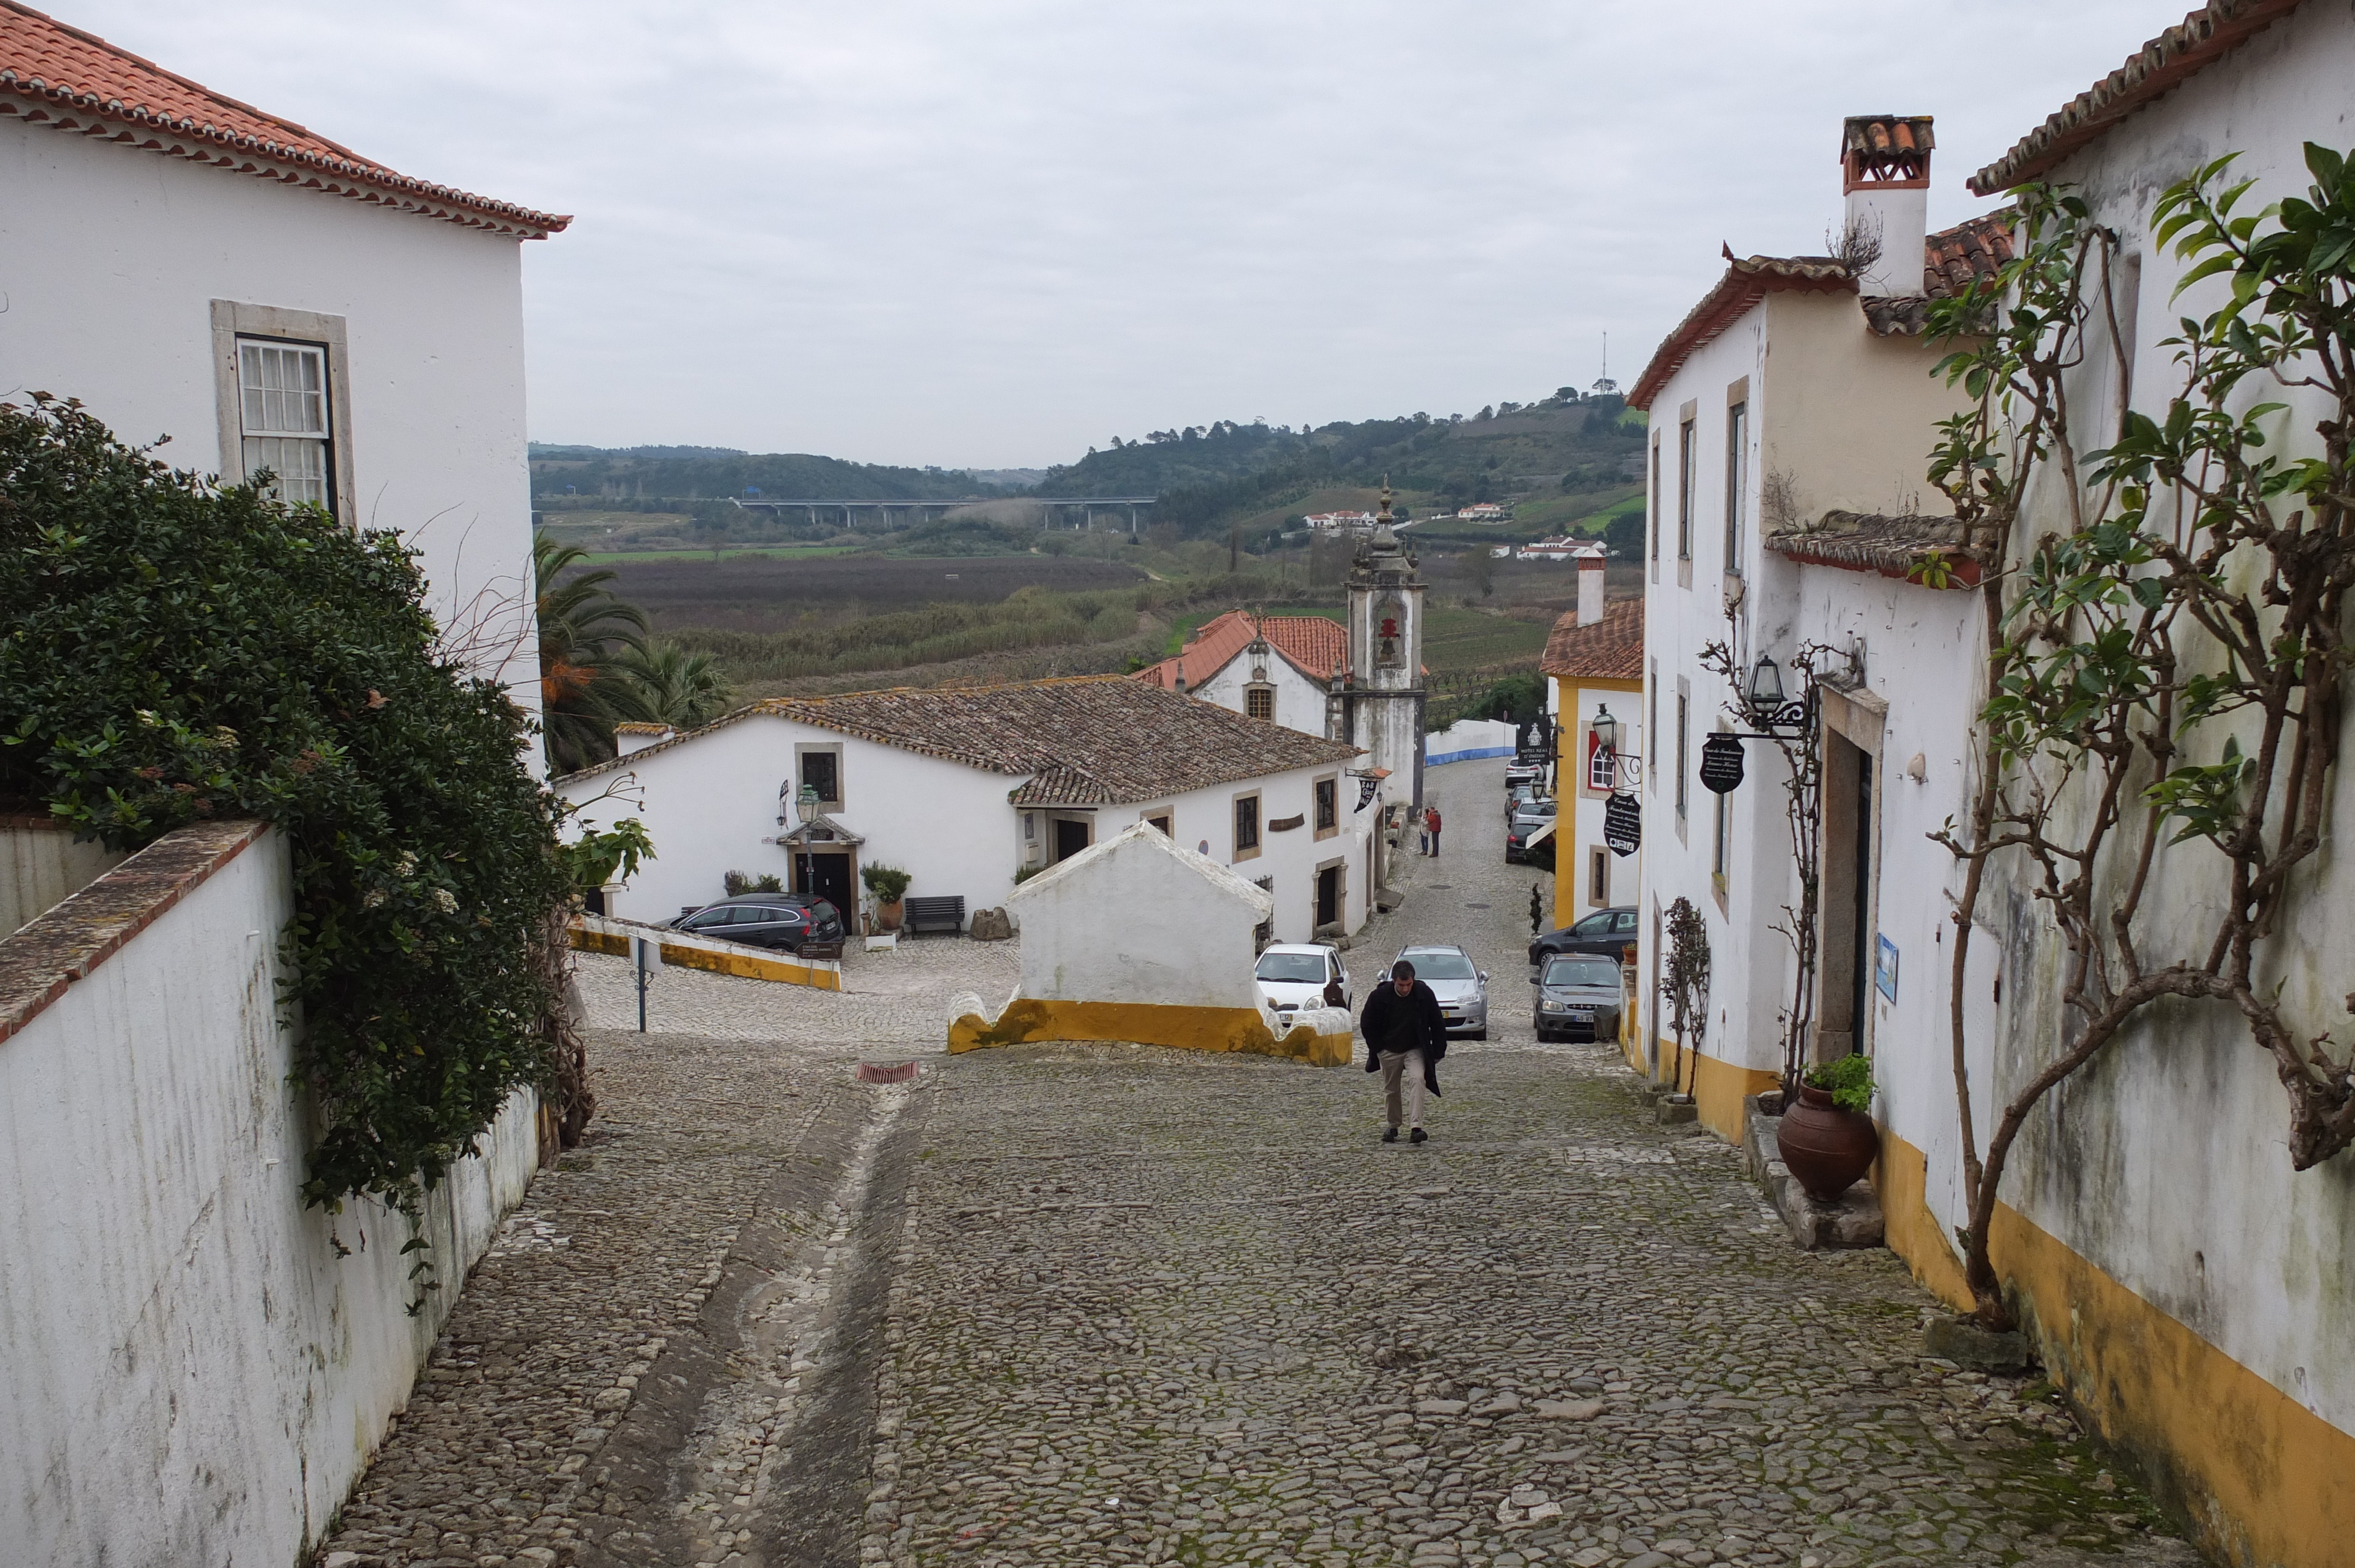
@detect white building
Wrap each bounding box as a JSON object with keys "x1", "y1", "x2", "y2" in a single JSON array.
[
  {"x1": 1541, "y1": 553, "x2": 1643, "y2": 932},
  {"x1": 1629, "y1": 114, "x2": 2004, "y2": 1136},
  {"x1": 1134, "y1": 609, "x2": 1348, "y2": 737},
  {"x1": 0, "y1": 6, "x2": 565, "y2": 715},
  {"x1": 558, "y1": 675, "x2": 1382, "y2": 944},
  {"x1": 1302, "y1": 510, "x2": 1378, "y2": 531}
]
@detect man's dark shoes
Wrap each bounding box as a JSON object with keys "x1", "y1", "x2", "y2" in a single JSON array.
[
  {"x1": 1382, "y1": 1126, "x2": 1399, "y2": 1143},
  {"x1": 1410, "y1": 1128, "x2": 1429, "y2": 1144}
]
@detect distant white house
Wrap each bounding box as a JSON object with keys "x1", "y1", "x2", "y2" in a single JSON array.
[
  {"x1": 1456, "y1": 503, "x2": 1510, "y2": 521},
  {"x1": 558, "y1": 676, "x2": 1383, "y2": 944},
  {"x1": 1133, "y1": 610, "x2": 1347, "y2": 737},
  {"x1": 1302, "y1": 510, "x2": 1378, "y2": 531},
  {"x1": 1516, "y1": 537, "x2": 1594, "y2": 562},
  {"x1": 0, "y1": 5, "x2": 567, "y2": 722}
]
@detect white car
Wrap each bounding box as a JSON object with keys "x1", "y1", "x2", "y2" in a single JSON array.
[{"x1": 1255, "y1": 943, "x2": 1351, "y2": 1022}]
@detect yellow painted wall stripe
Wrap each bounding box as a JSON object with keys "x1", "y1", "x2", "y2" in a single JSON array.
[
  {"x1": 949, "y1": 997, "x2": 1351, "y2": 1068},
  {"x1": 565, "y1": 922, "x2": 842, "y2": 991}
]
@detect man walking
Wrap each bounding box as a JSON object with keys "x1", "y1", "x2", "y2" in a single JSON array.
[{"x1": 1361, "y1": 959, "x2": 1448, "y2": 1142}]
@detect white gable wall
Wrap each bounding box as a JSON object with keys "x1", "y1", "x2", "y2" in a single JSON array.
[
  {"x1": 1008, "y1": 823, "x2": 1269, "y2": 1007},
  {"x1": 0, "y1": 122, "x2": 539, "y2": 710},
  {"x1": 1189, "y1": 653, "x2": 1332, "y2": 737}
]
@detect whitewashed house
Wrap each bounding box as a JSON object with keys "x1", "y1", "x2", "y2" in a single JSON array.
[
  {"x1": 1541, "y1": 553, "x2": 1643, "y2": 932},
  {"x1": 1135, "y1": 609, "x2": 1347, "y2": 737},
  {"x1": 0, "y1": 11, "x2": 563, "y2": 1566},
  {"x1": 557, "y1": 676, "x2": 1383, "y2": 944},
  {"x1": 1628, "y1": 113, "x2": 2005, "y2": 1134},
  {"x1": 0, "y1": 5, "x2": 565, "y2": 711}
]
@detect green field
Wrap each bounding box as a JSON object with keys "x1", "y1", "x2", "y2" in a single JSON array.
[
  {"x1": 1161, "y1": 602, "x2": 1543, "y2": 676},
  {"x1": 574, "y1": 543, "x2": 866, "y2": 564}
]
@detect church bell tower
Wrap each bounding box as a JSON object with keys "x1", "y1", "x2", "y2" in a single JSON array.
[{"x1": 1342, "y1": 480, "x2": 1426, "y2": 809}]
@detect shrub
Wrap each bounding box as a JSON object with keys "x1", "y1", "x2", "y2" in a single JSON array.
[
  {"x1": 1803, "y1": 1052, "x2": 1876, "y2": 1114},
  {"x1": 0, "y1": 396, "x2": 574, "y2": 1235},
  {"x1": 724, "y1": 869, "x2": 784, "y2": 895},
  {"x1": 861, "y1": 862, "x2": 913, "y2": 904}
]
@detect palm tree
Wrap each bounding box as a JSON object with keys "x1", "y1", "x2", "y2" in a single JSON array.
[
  {"x1": 535, "y1": 534, "x2": 649, "y2": 773},
  {"x1": 615, "y1": 640, "x2": 733, "y2": 731}
]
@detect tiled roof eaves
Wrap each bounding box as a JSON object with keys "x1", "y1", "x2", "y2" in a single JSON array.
[
  {"x1": 1539, "y1": 599, "x2": 1645, "y2": 682},
  {"x1": 1968, "y1": 0, "x2": 2306, "y2": 194},
  {"x1": 1764, "y1": 513, "x2": 1984, "y2": 589},
  {"x1": 1629, "y1": 251, "x2": 1855, "y2": 411},
  {"x1": 0, "y1": 6, "x2": 568, "y2": 236}
]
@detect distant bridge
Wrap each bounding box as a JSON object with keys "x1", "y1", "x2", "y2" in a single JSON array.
[{"x1": 731, "y1": 496, "x2": 1160, "y2": 531}]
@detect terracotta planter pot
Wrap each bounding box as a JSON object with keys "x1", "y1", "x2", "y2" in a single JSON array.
[
  {"x1": 1776, "y1": 1085, "x2": 1879, "y2": 1201},
  {"x1": 877, "y1": 900, "x2": 904, "y2": 933}
]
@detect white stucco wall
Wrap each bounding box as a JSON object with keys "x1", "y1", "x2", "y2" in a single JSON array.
[
  {"x1": 1, "y1": 819, "x2": 126, "y2": 935},
  {"x1": 1008, "y1": 822, "x2": 1271, "y2": 1006},
  {"x1": 561, "y1": 713, "x2": 1377, "y2": 943},
  {"x1": 1424, "y1": 716, "x2": 1517, "y2": 765},
  {"x1": 0, "y1": 826, "x2": 539, "y2": 1567},
  {"x1": 1559, "y1": 683, "x2": 1644, "y2": 917},
  {"x1": 1191, "y1": 651, "x2": 1333, "y2": 737},
  {"x1": 0, "y1": 121, "x2": 542, "y2": 713},
  {"x1": 1974, "y1": 0, "x2": 2355, "y2": 1442}
]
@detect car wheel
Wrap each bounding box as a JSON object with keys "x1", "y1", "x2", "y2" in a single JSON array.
[{"x1": 1467, "y1": 1028, "x2": 1487, "y2": 1042}]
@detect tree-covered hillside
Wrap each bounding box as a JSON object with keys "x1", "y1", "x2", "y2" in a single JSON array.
[
  {"x1": 529, "y1": 444, "x2": 994, "y2": 504},
  {"x1": 1036, "y1": 393, "x2": 1644, "y2": 531}
]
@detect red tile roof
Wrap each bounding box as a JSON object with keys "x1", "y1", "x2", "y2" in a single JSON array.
[
  {"x1": 0, "y1": 1, "x2": 568, "y2": 237},
  {"x1": 1133, "y1": 610, "x2": 1351, "y2": 690},
  {"x1": 1842, "y1": 115, "x2": 1934, "y2": 188},
  {"x1": 555, "y1": 675, "x2": 1364, "y2": 805},
  {"x1": 1633, "y1": 214, "x2": 2018, "y2": 404},
  {"x1": 1540, "y1": 599, "x2": 1644, "y2": 683},
  {"x1": 1970, "y1": 0, "x2": 2306, "y2": 195},
  {"x1": 1766, "y1": 510, "x2": 1982, "y2": 588}
]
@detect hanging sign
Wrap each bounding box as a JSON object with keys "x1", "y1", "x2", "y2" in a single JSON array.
[
  {"x1": 1603, "y1": 793, "x2": 1642, "y2": 857},
  {"x1": 1700, "y1": 732, "x2": 1747, "y2": 794},
  {"x1": 1356, "y1": 776, "x2": 1380, "y2": 812}
]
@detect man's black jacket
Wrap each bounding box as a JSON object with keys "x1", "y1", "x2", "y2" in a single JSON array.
[{"x1": 1360, "y1": 980, "x2": 1448, "y2": 1095}]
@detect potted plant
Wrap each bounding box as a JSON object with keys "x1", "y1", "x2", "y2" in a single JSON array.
[
  {"x1": 1777, "y1": 1052, "x2": 1879, "y2": 1201},
  {"x1": 861, "y1": 862, "x2": 912, "y2": 932}
]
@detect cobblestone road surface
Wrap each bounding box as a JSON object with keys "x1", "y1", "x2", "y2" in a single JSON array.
[{"x1": 314, "y1": 760, "x2": 2195, "y2": 1568}]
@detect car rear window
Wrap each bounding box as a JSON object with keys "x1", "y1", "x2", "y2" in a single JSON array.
[
  {"x1": 746, "y1": 906, "x2": 805, "y2": 924},
  {"x1": 1256, "y1": 952, "x2": 1327, "y2": 984},
  {"x1": 1406, "y1": 952, "x2": 1476, "y2": 979},
  {"x1": 1545, "y1": 956, "x2": 1620, "y2": 988}
]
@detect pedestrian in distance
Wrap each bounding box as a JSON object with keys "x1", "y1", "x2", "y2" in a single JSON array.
[
  {"x1": 1425, "y1": 805, "x2": 1443, "y2": 858},
  {"x1": 1361, "y1": 959, "x2": 1447, "y2": 1143}
]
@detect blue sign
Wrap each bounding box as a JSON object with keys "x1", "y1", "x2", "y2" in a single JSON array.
[{"x1": 1875, "y1": 934, "x2": 1899, "y2": 1002}]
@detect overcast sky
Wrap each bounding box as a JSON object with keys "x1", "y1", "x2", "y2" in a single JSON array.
[{"x1": 76, "y1": 1, "x2": 2194, "y2": 469}]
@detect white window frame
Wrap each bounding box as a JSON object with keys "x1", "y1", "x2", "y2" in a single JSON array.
[{"x1": 211, "y1": 301, "x2": 354, "y2": 522}]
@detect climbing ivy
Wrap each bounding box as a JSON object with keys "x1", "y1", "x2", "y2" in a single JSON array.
[{"x1": 0, "y1": 396, "x2": 575, "y2": 1221}]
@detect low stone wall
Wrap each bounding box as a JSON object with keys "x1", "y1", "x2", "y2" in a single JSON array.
[
  {"x1": 569, "y1": 909, "x2": 843, "y2": 990},
  {"x1": 0, "y1": 820, "x2": 540, "y2": 1567},
  {"x1": 946, "y1": 991, "x2": 1354, "y2": 1068},
  {"x1": 1, "y1": 812, "x2": 127, "y2": 935}
]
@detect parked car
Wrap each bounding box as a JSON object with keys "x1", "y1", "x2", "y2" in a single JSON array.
[
  {"x1": 1254, "y1": 942, "x2": 1350, "y2": 1021},
  {"x1": 1504, "y1": 759, "x2": 1543, "y2": 789},
  {"x1": 1505, "y1": 798, "x2": 1557, "y2": 863},
  {"x1": 1531, "y1": 952, "x2": 1623, "y2": 1042},
  {"x1": 668, "y1": 892, "x2": 847, "y2": 953},
  {"x1": 1395, "y1": 942, "x2": 1488, "y2": 1039},
  {"x1": 1530, "y1": 905, "x2": 1638, "y2": 967}
]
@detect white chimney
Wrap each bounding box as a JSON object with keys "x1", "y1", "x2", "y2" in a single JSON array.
[
  {"x1": 1841, "y1": 115, "x2": 1932, "y2": 298},
  {"x1": 1577, "y1": 547, "x2": 1606, "y2": 627}
]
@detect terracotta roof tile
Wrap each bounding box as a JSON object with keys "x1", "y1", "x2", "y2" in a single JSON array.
[
  {"x1": 1133, "y1": 610, "x2": 1349, "y2": 690},
  {"x1": 555, "y1": 675, "x2": 1364, "y2": 804},
  {"x1": 1540, "y1": 599, "x2": 1644, "y2": 683},
  {"x1": 1970, "y1": 0, "x2": 2306, "y2": 195},
  {"x1": 1629, "y1": 250, "x2": 1855, "y2": 410},
  {"x1": 0, "y1": 1, "x2": 568, "y2": 237},
  {"x1": 1842, "y1": 115, "x2": 1935, "y2": 187},
  {"x1": 1862, "y1": 212, "x2": 2018, "y2": 334},
  {"x1": 1764, "y1": 510, "x2": 1981, "y2": 587}
]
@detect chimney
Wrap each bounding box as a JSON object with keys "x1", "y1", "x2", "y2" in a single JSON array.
[
  {"x1": 1174, "y1": 656, "x2": 1187, "y2": 697},
  {"x1": 1840, "y1": 115, "x2": 1932, "y2": 298},
  {"x1": 1577, "y1": 547, "x2": 1606, "y2": 627}
]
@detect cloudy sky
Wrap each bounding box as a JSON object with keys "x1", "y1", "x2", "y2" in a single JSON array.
[{"x1": 74, "y1": 1, "x2": 2193, "y2": 469}]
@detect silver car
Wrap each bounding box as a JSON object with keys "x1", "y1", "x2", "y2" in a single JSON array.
[
  {"x1": 1397, "y1": 943, "x2": 1488, "y2": 1040},
  {"x1": 1532, "y1": 952, "x2": 1623, "y2": 1042}
]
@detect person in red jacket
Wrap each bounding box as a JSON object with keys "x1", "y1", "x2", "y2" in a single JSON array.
[{"x1": 1424, "y1": 805, "x2": 1443, "y2": 857}]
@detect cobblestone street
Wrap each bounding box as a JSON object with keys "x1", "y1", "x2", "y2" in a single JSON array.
[{"x1": 316, "y1": 760, "x2": 2197, "y2": 1568}]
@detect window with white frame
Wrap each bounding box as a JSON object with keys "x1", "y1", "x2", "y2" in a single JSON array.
[
  {"x1": 1724, "y1": 400, "x2": 1748, "y2": 570},
  {"x1": 1586, "y1": 724, "x2": 1617, "y2": 792},
  {"x1": 237, "y1": 339, "x2": 333, "y2": 514},
  {"x1": 1675, "y1": 689, "x2": 1690, "y2": 825},
  {"x1": 1677, "y1": 417, "x2": 1696, "y2": 561}
]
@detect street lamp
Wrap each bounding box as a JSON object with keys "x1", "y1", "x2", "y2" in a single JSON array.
[
  {"x1": 1591, "y1": 705, "x2": 1620, "y2": 756},
  {"x1": 1746, "y1": 655, "x2": 1785, "y2": 718},
  {"x1": 795, "y1": 784, "x2": 820, "y2": 825},
  {"x1": 1589, "y1": 703, "x2": 1641, "y2": 792}
]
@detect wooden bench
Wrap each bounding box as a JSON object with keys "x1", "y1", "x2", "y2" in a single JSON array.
[{"x1": 902, "y1": 896, "x2": 966, "y2": 936}]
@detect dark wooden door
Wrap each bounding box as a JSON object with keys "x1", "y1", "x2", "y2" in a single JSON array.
[
  {"x1": 1316, "y1": 865, "x2": 1341, "y2": 928},
  {"x1": 799, "y1": 851, "x2": 853, "y2": 918},
  {"x1": 1054, "y1": 819, "x2": 1091, "y2": 862}
]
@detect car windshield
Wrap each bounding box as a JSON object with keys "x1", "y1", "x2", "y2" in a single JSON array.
[
  {"x1": 1545, "y1": 957, "x2": 1620, "y2": 989},
  {"x1": 1520, "y1": 800, "x2": 1557, "y2": 818},
  {"x1": 1405, "y1": 952, "x2": 1477, "y2": 980},
  {"x1": 1256, "y1": 952, "x2": 1326, "y2": 984}
]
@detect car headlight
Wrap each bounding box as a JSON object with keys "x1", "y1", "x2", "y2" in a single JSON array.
[{"x1": 1541, "y1": 999, "x2": 1567, "y2": 1011}]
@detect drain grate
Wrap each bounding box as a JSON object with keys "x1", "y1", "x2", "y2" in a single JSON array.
[{"x1": 1465, "y1": 903, "x2": 1491, "y2": 909}]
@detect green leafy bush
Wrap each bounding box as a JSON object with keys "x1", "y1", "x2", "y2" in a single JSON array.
[
  {"x1": 0, "y1": 396, "x2": 573, "y2": 1220},
  {"x1": 1803, "y1": 1052, "x2": 1876, "y2": 1114},
  {"x1": 861, "y1": 862, "x2": 913, "y2": 904}
]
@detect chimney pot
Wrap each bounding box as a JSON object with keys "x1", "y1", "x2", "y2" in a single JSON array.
[
  {"x1": 1840, "y1": 115, "x2": 1933, "y2": 298},
  {"x1": 1577, "y1": 550, "x2": 1606, "y2": 628}
]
